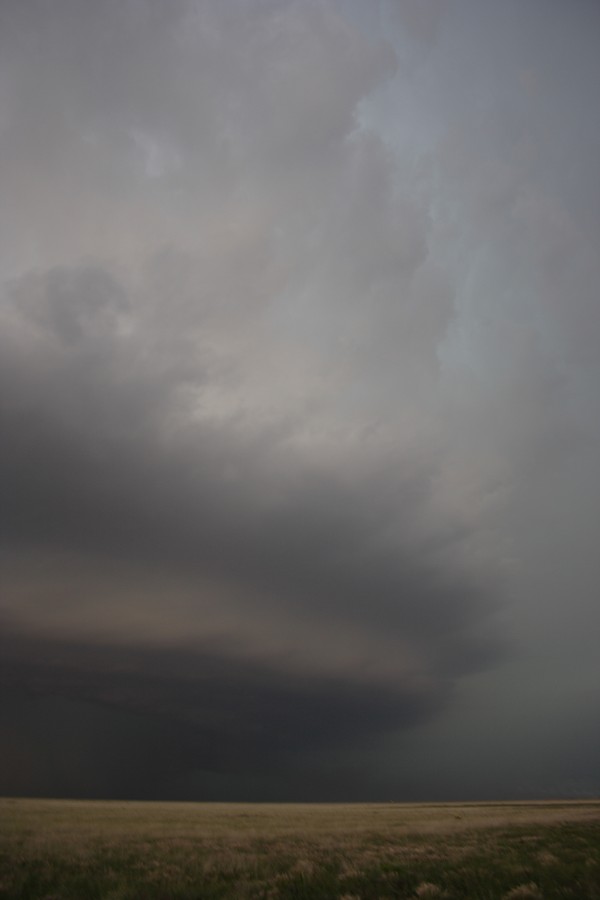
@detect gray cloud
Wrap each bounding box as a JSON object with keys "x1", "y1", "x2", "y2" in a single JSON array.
[
  {"x1": 1, "y1": 0, "x2": 599, "y2": 799},
  {"x1": 1, "y1": 254, "x2": 502, "y2": 796}
]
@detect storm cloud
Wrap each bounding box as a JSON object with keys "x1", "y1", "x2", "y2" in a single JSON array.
[{"x1": 1, "y1": 0, "x2": 599, "y2": 800}]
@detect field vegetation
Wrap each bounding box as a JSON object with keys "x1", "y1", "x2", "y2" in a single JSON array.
[{"x1": 1, "y1": 798, "x2": 599, "y2": 899}]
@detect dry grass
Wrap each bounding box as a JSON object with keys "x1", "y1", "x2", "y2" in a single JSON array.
[
  {"x1": 0, "y1": 798, "x2": 599, "y2": 898},
  {"x1": 502, "y1": 884, "x2": 544, "y2": 899}
]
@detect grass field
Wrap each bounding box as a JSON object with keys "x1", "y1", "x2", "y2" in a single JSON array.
[{"x1": 1, "y1": 798, "x2": 599, "y2": 898}]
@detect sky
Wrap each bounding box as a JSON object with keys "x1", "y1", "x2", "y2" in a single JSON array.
[{"x1": 1, "y1": 0, "x2": 599, "y2": 802}]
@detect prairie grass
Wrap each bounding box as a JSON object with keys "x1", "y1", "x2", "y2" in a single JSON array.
[{"x1": 1, "y1": 798, "x2": 599, "y2": 898}]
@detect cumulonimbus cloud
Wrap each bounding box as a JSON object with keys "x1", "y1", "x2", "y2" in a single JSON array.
[{"x1": 7, "y1": 0, "x2": 599, "y2": 800}]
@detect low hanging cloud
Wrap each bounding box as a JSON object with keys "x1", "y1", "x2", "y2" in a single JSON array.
[{"x1": 0, "y1": 246, "x2": 503, "y2": 795}]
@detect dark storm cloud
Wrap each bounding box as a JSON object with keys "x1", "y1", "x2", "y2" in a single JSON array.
[
  {"x1": 1, "y1": 263, "x2": 486, "y2": 644},
  {"x1": 2, "y1": 0, "x2": 599, "y2": 800},
  {"x1": 0, "y1": 632, "x2": 443, "y2": 775},
  {"x1": 0, "y1": 255, "x2": 503, "y2": 797}
]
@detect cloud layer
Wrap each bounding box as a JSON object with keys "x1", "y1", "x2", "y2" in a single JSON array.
[{"x1": 1, "y1": 0, "x2": 599, "y2": 799}]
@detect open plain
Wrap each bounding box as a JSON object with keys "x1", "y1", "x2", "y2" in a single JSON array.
[{"x1": 1, "y1": 798, "x2": 599, "y2": 899}]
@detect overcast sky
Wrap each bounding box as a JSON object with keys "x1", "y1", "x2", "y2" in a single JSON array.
[{"x1": 1, "y1": 0, "x2": 599, "y2": 801}]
